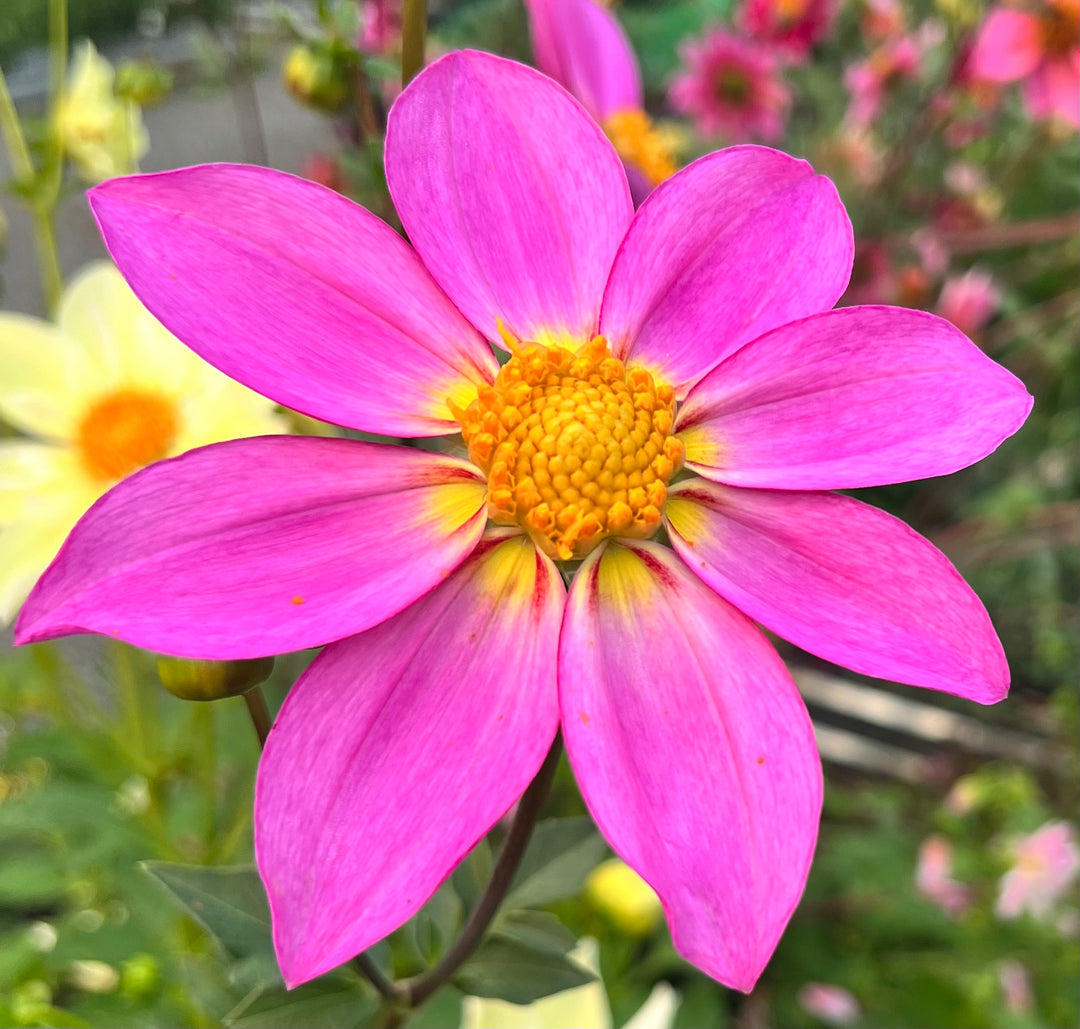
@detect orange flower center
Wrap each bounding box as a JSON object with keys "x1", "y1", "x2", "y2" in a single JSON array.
[
  {"x1": 77, "y1": 388, "x2": 178, "y2": 481},
  {"x1": 452, "y1": 335, "x2": 684, "y2": 561},
  {"x1": 602, "y1": 108, "x2": 678, "y2": 187}
]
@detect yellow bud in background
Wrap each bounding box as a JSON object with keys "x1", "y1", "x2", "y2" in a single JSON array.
[
  {"x1": 55, "y1": 41, "x2": 148, "y2": 182},
  {"x1": 156, "y1": 656, "x2": 274, "y2": 702},
  {"x1": 585, "y1": 858, "x2": 663, "y2": 937},
  {"x1": 283, "y1": 44, "x2": 348, "y2": 112}
]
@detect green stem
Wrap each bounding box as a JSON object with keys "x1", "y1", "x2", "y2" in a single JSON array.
[
  {"x1": 402, "y1": 735, "x2": 563, "y2": 1008},
  {"x1": 47, "y1": 0, "x2": 67, "y2": 113},
  {"x1": 0, "y1": 65, "x2": 33, "y2": 179},
  {"x1": 400, "y1": 0, "x2": 428, "y2": 88},
  {"x1": 243, "y1": 687, "x2": 273, "y2": 747},
  {"x1": 32, "y1": 209, "x2": 64, "y2": 314}
]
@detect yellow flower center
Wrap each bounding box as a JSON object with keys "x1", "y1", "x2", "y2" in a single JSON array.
[
  {"x1": 77, "y1": 388, "x2": 178, "y2": 481},
  {"x1": 1043, "y1": 0, "x2": 1079, "y2": 55},
  {"x1": 602, "y1": 108, "x2": 678, "y2": 187},
  {"x1": 452, "y1": 334, "x2": 684, "y2": 562},
  {"x1": 775, "y1": 0, "x2": 810, "y2": 23}
]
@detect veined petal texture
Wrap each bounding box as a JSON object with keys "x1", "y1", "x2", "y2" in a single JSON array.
[
  {"x1": 676, "y1": 306, "x2": 1033, "y2": 489},
  {"x1": 15, "y1": 437, "x2": 486, "y2": 658},
  {"x1": 524, "y1": 0, "x2": 642, "y2": 121},
  {"x1": 601, "y1": 146, "x2": 852, "y2": 392},
  {"x1": 90, "y1": 165, "x2": 498, "y2": 436},
  {"x1": 560, "y1": 539, "x2": 822, "y2": 991},
  {"x1": 256, "y1": 531, "x2": 564, "y2": 985},
  {"x1": 386, "y1": 50, "x2": 633, "y2": 347},
  {"x1": 665, "y1": 480, "x2": 1009, "y2": 702}
]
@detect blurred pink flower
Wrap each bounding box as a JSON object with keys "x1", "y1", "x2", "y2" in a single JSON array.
[
  {"x1": 916, "y1": 835, "x2": 973, "y2": 917},
  {"x1": 16, "y1": 50, "x2": 1031, "y2": 997},
  {"x1": 797, "y1": 983, "x2": 861, "y2": 1025},
  {"x1": 301, "y1": 153, "x2": 344, "y2": 193},
  {"x1": 997, "y1": 959, "x2": 1034, "y2": 1015},
  {"x1": 523, "y1": 0, "x2": 676, "y2": 202},
  {"x1": 937, "y1": 269, "x2": 1000, "y2": 335},
  {"x1": 358, "y1": 0, "x2": 401, "y2": 55},
  {"x1": 844, "y1": 33, "x2": 923, "y2": 126},
  {"x1": 669, "y1": 29, "x2": 791, "y2": 141},
  {"x1": 997, "y1": 821, "x2": 1080, "y2": 920},
  {"x1": 736, "y1": 0, "x2": 838, "y2": 61},
  {"x1": 969, "y1": 0, "x2": 1080, "y2": 128}
]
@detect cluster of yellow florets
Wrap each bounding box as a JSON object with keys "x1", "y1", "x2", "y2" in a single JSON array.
[{"x1": 452, "y1": 334, "x2": 684, "y2": 561}]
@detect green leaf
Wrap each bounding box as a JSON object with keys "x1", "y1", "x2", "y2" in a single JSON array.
[
  {"x1": 454, "y1": 938, "x2": 594, "y2": 1005},
  {"x1": 491, "y1": 910, "x2": 576, "y2": 957},
  {"x1": 406, "y1": 881, "x2": 463, "y2": 964},
  {"x1": 140, "y1": 863, "x2": 273, "y2": 964},
  {"x1": 504, "y1": 817, "x2": 608, "y2": 910},
  {"x1": 224, "y1": 978, "x2": 377, "y2": 1029},
  {"x1": 452, "y1": 837, "x2": 493, "y2": 912}
]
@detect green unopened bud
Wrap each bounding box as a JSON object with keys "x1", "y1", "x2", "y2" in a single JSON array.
[
  {"x1": 115, "y1": 59, "x2": 174, "y2": 108},
  {"x1": 156, "y1": 656, "x2": 274, "y2": 702},
  {"x1": 283, "y1": 44, "x2": 348, "y2": 111},
  {"x1": 11, "y1": 980, "x2": 52, "y2": 1026}
]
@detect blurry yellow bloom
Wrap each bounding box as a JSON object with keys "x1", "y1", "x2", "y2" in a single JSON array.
[
  {"x1": 586, "y1": 858, "x2": 664, "y2": 937},
  {"x1": 0, "y1": 261, "x2": 286, "y2": 623},
  {"x1": 462, "y1": 938, "x2": 678, "y2": 1029},
  {"x1": 55, "y1": 42, "x2": 148, "y2": 182}
]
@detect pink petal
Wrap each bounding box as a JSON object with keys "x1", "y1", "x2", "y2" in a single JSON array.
[
  {"x1": 15, "y1": 437, "x2": 486, "y2": 658},
  {"x1": 676, "y1": 306, "x2": 1032, "y2": 489},
  {"x1": 524, "y1": 0, "x2": 643, "y2": 121},
  {"x1": 665, "y1": 480, "x2": 1009, "y2": 702},
  {"x1": 257, "y1": 530, "x2": 564, "y2": 986},
  {"x1": 1022, "y1": 56, "x2": 1080, "y2": 127},
  {"x1": 385, "y1": 51, "x2": 633, "y2": 347},
  {"x1": 600, "y1": 146, "x2": 852, "y2": 393},
  {"x1": 89, "y1": 165, "x2": 497, "y2": 437},
  {"x1": 560, "y1": 539, "x2": 822, "y2": 991},
  {"x1": 969, "y1": 9, "x2": 1044, "y2": 83}
]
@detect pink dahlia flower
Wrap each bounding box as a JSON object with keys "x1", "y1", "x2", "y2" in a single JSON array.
[
  {"x1": 736, "y1": 0, "x2": 838, "y2": 62},
  {"x1": 997, "y1": 821, "x2": 1080, "y2": 920},
  {"x1": 669, "y1": 28, "x2": 792, "y2": 141},
  {"x1": 524, "y1": 0, "x2": 676, "y2": 201},
  {"x1": 16, "y1": 51, "x2": 1031, "y2": 992},
  {"x1": 969, "y1": 0, "x2": 1080, "y2": 128}
]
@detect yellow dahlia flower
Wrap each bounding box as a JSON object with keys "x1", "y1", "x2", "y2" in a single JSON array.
[{"x1": 0, "y1": 261, "x2": 285, "y2": 623}]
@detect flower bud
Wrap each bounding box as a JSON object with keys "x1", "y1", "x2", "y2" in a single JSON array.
[
  {"x1": 283, "y1": 44, "x2": 348, "y2": 111},
  {"x1": 115, "y1": 60, "x2": 174, "y2": 108},
  {"x1": 585, "y1": 857, "x2": 663, "y2": 937},
  {"x1": 156, "y1": 656, "x2": 274, "y2": 702},
  {"x1": 120, "y1": 953, "x2": 161, "y2": 999}
]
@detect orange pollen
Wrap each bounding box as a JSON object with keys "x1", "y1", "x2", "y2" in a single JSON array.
[
  {"x1": 76, "y1": 388, "x2": 178, "y2": 481},
  {"x1": 602, "y1": 108, "x2": 678, "y2": 187},
  {"x1": 451, "y1": 334, "x2": 684, "y2": 562}
]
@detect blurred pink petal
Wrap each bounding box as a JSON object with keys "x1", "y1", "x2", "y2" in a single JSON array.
[
  {"x1": 916, "y1": 835, "x2": 973, "y2": 918},
  {"x1": 258, "y1": 531, "x2": 563, "y2": 985},
  {"x1": 665, "y1": 481, "x2": 1008, "y2": 701},
  {"x1": 560, "y1": 540, "x2": 822, "y2": 992},
  {"x1": 669, "y1": 29, "x2": 791, "y2": 141},
  {"x1": 936, "y1": 269, "x2": 1000, "y2": 334},
  {"x1": 600, "y1": 147, "x2": 851, "y2": 394},
  {"x1": 970, "y1": 9, "x2": 1045, "y2": 82},
  {"x1": 674, "y1": 306, "x2": 1032, "y2": 490},
  {"x1": 524, "y1": 0, "x2": 641, "y2": 121},
  {"x1": 15, "y1": 438, "x2": 487, "y2": 658},
  {"x1": 89, "y1": 166, "x2": 497, "y2": 437},
  {"x1": 385, "y1": 50, "x2": 632, "y2": 346},
  {"x1": 797, "y1": 983, "x2": 860, "y2": 1025},
  {"x1": 998, "y1": 959, "x2": 1034, "y2": 1014}
]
